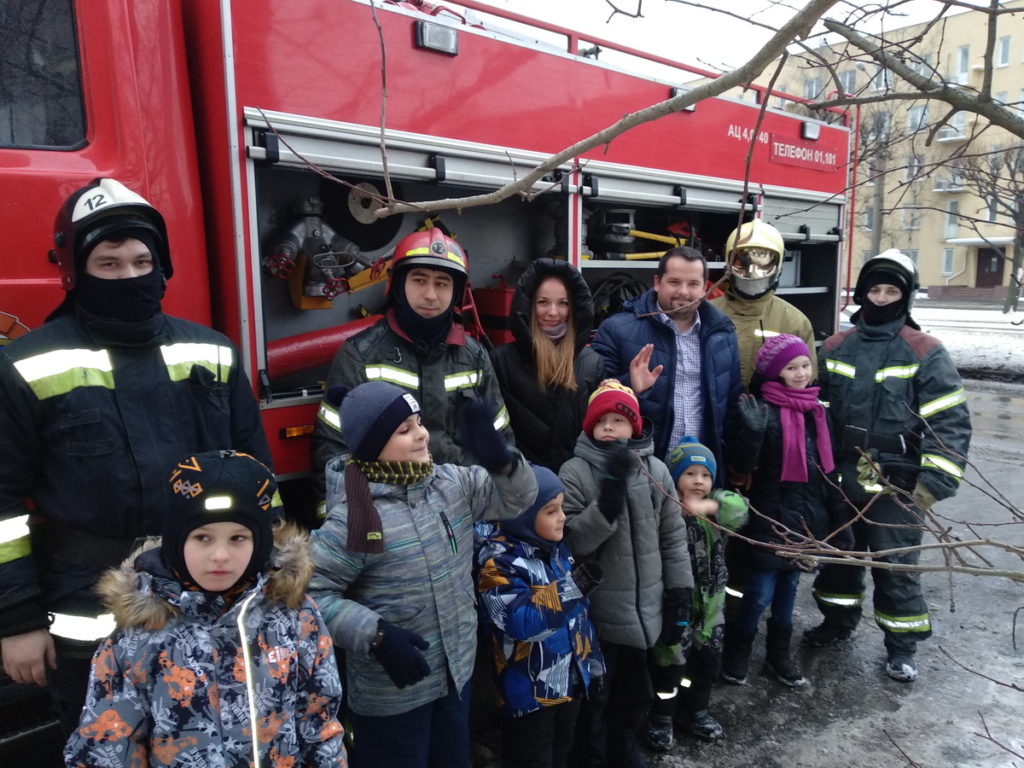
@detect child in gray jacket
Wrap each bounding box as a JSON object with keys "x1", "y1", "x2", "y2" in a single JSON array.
[
  {"x1": 559, "y1": 379, "x2": 693, "y2": 768},
  {"x1": 309, "y1": 381, "x2": 536, "y2": 768}
]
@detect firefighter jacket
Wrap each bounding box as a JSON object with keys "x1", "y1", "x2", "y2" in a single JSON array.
[
  {"x1": 819, "y1": 315, "x2": 971, "y2": 502},
  {"x1": 559, "y1": 431, "x2": 693, "y2": 651},
  {"x1": 591, "y1": 291, "x2": 741, "y2": 472},
  {"x1": 313, "y1": 310, "x2": 512, "y2": 499},
  {"x1": 0, "y1": 311, "x2": 270, "y2": 638},
  {"x1": 710, "y1": 288, "x2": 816, "y2": 388},
  {"x1": 475, "y1": 520, "x2": 605, "y2": 718},
  {"x1": 64, "y1": 528, "x2": 347, "y2": 768},
  {"x1": 491, "y1": 258, "x2": 605, "y2": 470},
  {"x1": 308, "y1": 452, "x2": 537, "y2": 717}
]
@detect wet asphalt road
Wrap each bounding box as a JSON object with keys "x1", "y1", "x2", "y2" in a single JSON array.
[{"x1": 635, "y1": 379, "x2": 1024, "y2": 768}]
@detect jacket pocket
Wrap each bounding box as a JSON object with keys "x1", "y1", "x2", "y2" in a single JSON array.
[
  {"x1": 183, "y1": 365, "x2": 232, "y2": 447},
  {"x1": 59, "y1": 408, "x2": 114, "y2": 456}
]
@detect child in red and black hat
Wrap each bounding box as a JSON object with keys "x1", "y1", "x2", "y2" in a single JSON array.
[
  {"x1": 65, "y1": 450, "x2": 348, "y2": 768},
  {"x1": 559, "y1": 380, "x2": 692, "y2": 768}
]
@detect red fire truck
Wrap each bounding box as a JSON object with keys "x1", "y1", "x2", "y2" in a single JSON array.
[{"x1": 0, "y1": 0, "x2": 848, "y2": 754}]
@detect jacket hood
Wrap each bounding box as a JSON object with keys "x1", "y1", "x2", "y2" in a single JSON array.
[
  {"x1": 572, "y1": 429, "x2": 654, "y2": 467},
  {"x1": 97, "y1": 522, "x2": 313, "y2": 630},
  {"x1": 509, "y1": 258, "x2": 595, "y2": 354}
]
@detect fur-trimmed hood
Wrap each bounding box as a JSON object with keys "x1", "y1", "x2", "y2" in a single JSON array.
[{"x1": 97, "y1": 522, "x2": 313, "y2": 630}]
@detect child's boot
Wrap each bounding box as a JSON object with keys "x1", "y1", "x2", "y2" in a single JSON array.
[
  {"x1": 765, "y1": 618, "x2": 807, "y2": 688},
  {"x1": 721, "y1": 623, "x2": 756, "y2": 685}
]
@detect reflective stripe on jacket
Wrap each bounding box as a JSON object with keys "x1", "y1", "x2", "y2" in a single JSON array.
[
  {"x1": 819, "y1": 316, "x2": 971, "y2": 501},
  {"x1": 312, "y1": 310, "x2": 512, "y2": 498},
  {"x1": 0, "y1": 313, "x2": 270, "y2": 635}
]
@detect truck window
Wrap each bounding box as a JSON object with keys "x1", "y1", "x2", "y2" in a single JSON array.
[{"x1": 0, "y1": 0, "x2": 84, "y2": 149}]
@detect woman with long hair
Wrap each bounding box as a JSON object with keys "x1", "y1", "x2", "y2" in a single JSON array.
[{"x1": 491, "y1": 258, "x2": 604, "y2": 470}]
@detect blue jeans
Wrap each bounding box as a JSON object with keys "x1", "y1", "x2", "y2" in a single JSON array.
[
  {"x1": 734, "y1": 569, "x2": 801, "y2": 635},
  {"x1": 349, "y1": 682, "x2": 470, "y2": 768}
]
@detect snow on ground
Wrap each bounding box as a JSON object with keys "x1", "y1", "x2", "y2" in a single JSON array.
[{"x1": 910, "y1": 302, "x2": 1024, "y2": 380}]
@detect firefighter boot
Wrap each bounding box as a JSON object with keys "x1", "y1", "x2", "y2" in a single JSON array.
[
  {"x1": 765, "y1": 619, "x2": 807, "y2": 688},
  {"x1": 885, "y1": 639, "x2": 919, "y2": 682},
  {"x1": 802, "y1": 621, "x2": 854, "y2": 648},
  {"x1": 721, "y1": 624, "x2": 756, "y2": 685}
]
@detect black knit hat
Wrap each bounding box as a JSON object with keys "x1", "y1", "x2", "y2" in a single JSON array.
[
  {"x1": 339, "y1": 381, "x2": 421, "y2": 460},
  {"x1": 163, "y1": 450, "x2": 280, "y2": 589}
]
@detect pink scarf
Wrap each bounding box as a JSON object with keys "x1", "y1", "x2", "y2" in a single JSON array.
[{"x1": 760, "y1": 381, "x2": 835, "y2": 483}]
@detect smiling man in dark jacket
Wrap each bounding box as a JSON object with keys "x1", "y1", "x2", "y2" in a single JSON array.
[{"x1": 592, "y1": 247, "x2": 741, "y2": 476}]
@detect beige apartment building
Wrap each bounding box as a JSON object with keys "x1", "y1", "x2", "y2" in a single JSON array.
[{"x1": 753, "y1": 2, "x2": 1024, "y2": 302}]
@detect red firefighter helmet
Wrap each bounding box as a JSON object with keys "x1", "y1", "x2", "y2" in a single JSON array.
[
  {"x1": 385, "y1": 227, "x2": 468, "y2": 298},
  {"x1": 53, "y1": 178, "x2": 171, "y2": 291}
]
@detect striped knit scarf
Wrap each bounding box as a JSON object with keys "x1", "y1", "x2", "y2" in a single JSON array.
[{"x1": 344, "y1": 459, "x2": 434, "y2": 554}]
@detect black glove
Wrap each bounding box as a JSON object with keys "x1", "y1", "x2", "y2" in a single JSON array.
[
  {"x1": 372, "y1": 621, "x2": 431, "y2": 689},
  {"x1": 597, "y1": 444, "x2": 633, "y2": 524},
  {"x1": 573, "y1": 561, "x2": 603, "y2": 596},
  {"x1": 737, "y1": 393, "x2": 768, "y2": 433},
  {"x1": 458, "y1": 400, "x2": 514, "y2": 473},
  {"x1": 659, "y1": 587, "x2": 693, "y2": 646}
]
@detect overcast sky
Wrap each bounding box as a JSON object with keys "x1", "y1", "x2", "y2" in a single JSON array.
[{"x1": 471, "y1": 1, "x2": 967, "y2": 75}]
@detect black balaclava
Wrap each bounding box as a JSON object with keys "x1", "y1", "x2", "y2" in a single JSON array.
[
  {"x1": 391, "y1": 266, "x2": 464, "y2": 353},
  {"x1": 73, "y1": 227, "x2": 166, "y2": 323},
  {"x1": 858, "y1": 268, "x2": 909, "y2": 326}
]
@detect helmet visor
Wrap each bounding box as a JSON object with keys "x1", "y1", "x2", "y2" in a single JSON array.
[{"x1": 729, "y1": 247, "x2": 779, "y2": 279}]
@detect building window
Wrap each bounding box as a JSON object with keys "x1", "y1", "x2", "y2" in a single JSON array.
[
  {"x1": 862, "y1": 206, "x2": 876, "y2": 231},
  {"x1": 997, "y1": 36, "x2": 1010, "y2": 67},
  {"x1": 945, "y1": 201, "x2": 959, "y2": 238},
  {"x1": 955, "y1": 45, "x2": 970, "y2": 84},
  {"x1": 938, "y1": 111, "x2": 966, "y2": 141},
  {"x1": 914, "y1": 53, "x2": 934, "y2": 77},
  {"x1": 906, "y1": 104, "x2": 929, "y2": 133},
  {"x1": 838, "y1": 69, "x2": 857, "y2": 96},
  {"x1": 905, "y1": 153, "x2": 925, "y2": 182},
  {"x1": 803, "y1": 77, "x2": 822, "y2": 100},
  {"x1": 864, "y1": 110, "x2": 891, "y2": 144},
  {"x1": 942, "y1": 248, "x2": 955, "y2": 275},
  {"x1": 0, "y1": 0, "x2": 85, "y2": 148},
  {"x1": 988, "y1": 196, "x2": 999, "y2": 222},
  {"x1": 901, "y1": 208, "x2": 922, "y2": 229},
  {"x1": 904, "y1": 249, "x2": 918, "y2": 265},
  {"x1": 871, "y1": 67, "x2": 892, "y2": 92}
]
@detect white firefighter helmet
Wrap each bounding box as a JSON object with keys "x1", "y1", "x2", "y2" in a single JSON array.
[
  {"x1": 853, "y1": 249, "x2": 920, "y2": 307},
  {"x1": 53, "y1": 178, "x2": 170, "y2": 291}
]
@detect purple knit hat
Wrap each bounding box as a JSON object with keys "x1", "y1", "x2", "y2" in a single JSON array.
[{"x1": 755, "y1": 334, "x2": 811, "y2": 380}]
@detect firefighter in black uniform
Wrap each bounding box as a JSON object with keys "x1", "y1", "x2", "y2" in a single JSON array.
[
  {"x1": 311, "y1": 227, "x2": 512, "y2": 512},
  {"x1": 0, "y1": 178, "x2": 271, "y2": 734},
  {"x1": 802, "y1": 250, "x2": 971, "y2": 682}
]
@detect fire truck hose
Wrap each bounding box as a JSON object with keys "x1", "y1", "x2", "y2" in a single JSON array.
[{"x1": 266, "y1": 316, "x2": 380, "y2": 378}]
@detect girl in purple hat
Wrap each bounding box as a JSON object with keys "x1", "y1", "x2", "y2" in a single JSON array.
[{"x1": 721, "y1": 334, "x2": 852, "y2": 689}]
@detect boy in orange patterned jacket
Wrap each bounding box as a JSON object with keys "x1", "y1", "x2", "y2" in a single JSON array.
[{"x1": 64, "y1": 450, "x2": 348, "y2": 767}]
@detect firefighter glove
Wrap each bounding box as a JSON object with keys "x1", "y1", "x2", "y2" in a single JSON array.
[{"x1": 912, "y1": 481, "x2": 937, "y2": 511}]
